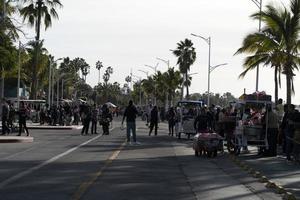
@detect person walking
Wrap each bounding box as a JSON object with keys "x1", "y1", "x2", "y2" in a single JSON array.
[
  {"x1": 17, "y1": 101, "x2": 30, "y2": 136},
  {"x1": 1, "y1": 99, "x2": 10, "y2": 135},
  {"x1": 91, "y1": 104, "x2": 98, "y2": 134},
  {"x1": 149, "y1": 106, "x2": 159, "y2": 136},
  {"x1": 167, "y1": 107, "x2": 176, "y2": 136},
  {"x1": 81, "y1": 105, "x2": 91, "y2": 135},
  {"x1": 194, "y1": 108, "x2": 209, "y2": 133},
  {"x1": 122, "y1": 100, "x2": 138, "y2": 144},
  {"x1": 265, "y1": 106, "x2": 279, "y2": 156},
  {"x1": 101, "y1": 104, "x2": 112, "y2": 135}
]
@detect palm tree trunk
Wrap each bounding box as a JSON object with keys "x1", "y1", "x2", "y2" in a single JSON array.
[
  {"x1": 185, "y1": 73, "x2": 189, "y2": 98},
  {"x1": 286, "y1": 73, "x2": 292, "y2": 105},
  {"x1": 31, "y1": 0, "x2": 43, "y2": 99},
  {"x1": 274, "y1": 66, "x2": 278, "y2": 104}
]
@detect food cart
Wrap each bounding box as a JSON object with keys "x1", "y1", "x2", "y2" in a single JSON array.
[
  {"x1": 175, "y1": 100, "x2": 203, "y2": 139},
  {"x1": 229, "y1": 92, "x2": 272, "y2": 155}
]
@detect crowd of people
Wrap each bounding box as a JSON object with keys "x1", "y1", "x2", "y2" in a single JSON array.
[
  {"x1": 1, "y1": 99, "x2": 118, "y2": 136},
  {"x1": 2, "y1": 97, "x2": 300, "y2": 161}
]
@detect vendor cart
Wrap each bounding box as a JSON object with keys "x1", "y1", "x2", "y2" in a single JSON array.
[
  {"x1": 230, "y1": 92, "x2": 272, "y2": 155},
  {"x1": 175, "y1": 100, "x2": 203, "y2": 139},
  {"x1": 193, "y1": 132, "x2": 223, "y2": 157}
]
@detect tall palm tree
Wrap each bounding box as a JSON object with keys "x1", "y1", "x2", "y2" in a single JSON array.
[
  {"x1": 251, "y1": 0, "x2": 300, "y2": 104},
  {"x1": 20, "y1": 0, "x2": 62, "y2": 99},
  {"x1": 172, "y1": 38, "x2": 196, "y2": 98},
  {"x1": 22, "y1": 40, "x2": 49, "y2": 97},
  {"x1": 235, "y1": 27, "x2": 285, "y2": 104},
  {"x1": 162, "y1": 68, "x2": 181, "y2": 106},
  {"x1": 96, "y1": 60, "x2": 103, "y2": 84},
  {"x1": 103, "y1": 66, "x2": 113, "y2": 85}
]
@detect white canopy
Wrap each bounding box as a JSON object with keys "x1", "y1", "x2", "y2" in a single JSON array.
[{"x1": 106, "y1": 102, "x2": 117, "y2": 108}]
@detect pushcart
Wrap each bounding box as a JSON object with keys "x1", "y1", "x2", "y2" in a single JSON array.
[
  {"x1": 193, "y1": 132, "x2": 223, "y2": 157},
  {"x1": 175, "y1": 100, "x2": 203, "y2": 139},
  {"x1": 231, "y1": 93, "x2": 272, "y2": 155}
]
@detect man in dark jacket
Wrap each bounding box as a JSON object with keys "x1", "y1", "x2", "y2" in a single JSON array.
[
  {"x1": 194, "y1": 108, "x2": 209, "y2": 133},
  {"x1": 17, "y1": 101, "x2": 30, "y2": 136},
  {"x1": 81, "y1": 105, "x2": 91, "y2": 135},
  {"x1": 149, "y1": 106, "x2": 159, "y2": 136},
  {"x1": 122, "y1": 100, "x2": 138, "y2": 144},
  {"x1": 1, "y1": 99, "x2": 10, "y2": 135}
]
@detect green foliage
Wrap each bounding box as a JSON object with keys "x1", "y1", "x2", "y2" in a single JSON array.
[{"x1": 172, "y1": 38, "x2": 196, "y2": 98}]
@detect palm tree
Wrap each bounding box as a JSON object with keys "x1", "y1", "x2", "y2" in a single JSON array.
[
  {"x1": 22, "y1": 40, "x2": 49, "y2": 97},
  {"x1": 172, "y1": 38, "x2": 196, "y2": 98},
  {"x1": 103, "y1": 66, "x2": 113, "y2": 85},
  {"x1": 250, "y1": 0, "x2": 300, "y2": 104},
  {"x1": 20, "y1": 0, "x2": 62, "y2": 99},
  {"x1": 96, "y1": 60, "x2": 103, "y2": 84},
  {"x1": 235, "y1": 27, "x2": 285, "y2": 104}
]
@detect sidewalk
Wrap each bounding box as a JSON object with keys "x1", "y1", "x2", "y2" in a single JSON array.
[
  {"x1": 0, "y1": 121, "x2": 83, "y2": 130},
  {"x1": 238, "y1": 148, "x2": 300, "y2": 199},
  {"x1": 0, "y1": 136, "x2": 33, "y2": 143}
]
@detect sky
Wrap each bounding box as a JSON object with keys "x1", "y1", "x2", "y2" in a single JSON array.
[{"x1": 20, "y1": 0, "x2": 300, "y2": 103}]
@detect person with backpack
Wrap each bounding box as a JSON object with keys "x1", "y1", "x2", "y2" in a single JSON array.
[{"x1": 101, "y1": 104, "x2": 112, "y2": 135}]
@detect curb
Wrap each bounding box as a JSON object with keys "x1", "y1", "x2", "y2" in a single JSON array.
[
  {"x1": 0, "y1": 136, "x2": 34, "y2": 143},
  {"x1": 228, "y1": 154, "x2": 298, "y2": 200}
]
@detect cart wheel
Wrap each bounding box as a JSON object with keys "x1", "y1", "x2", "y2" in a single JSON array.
[
  {"x1": 195, "y1": 150, "x2": 199, "y2": 157},
  {"x1": 207, "y1": 151, "x2": 212, "y2": 158},
  {"x1": 213, "y1": 150, "x2": 218, "y2": 157},
  {"x1": 234, "y1": 147, "x2": 241, "y2": 155},
  {"x1": 178, "y1": 132, "x2": 181, "y2": 139}
]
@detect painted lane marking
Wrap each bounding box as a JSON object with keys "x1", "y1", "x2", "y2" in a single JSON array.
[
  {"x1": 72, "y1": 140, "x2": 126, "y2": 200},
  {"x1": 0, "y1": 127, "x2": 116, "y2": 189}
]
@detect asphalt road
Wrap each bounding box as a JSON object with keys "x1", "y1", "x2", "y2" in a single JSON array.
[{"x1": 0, "y1": 118, "x2": 282, "y2": 200}]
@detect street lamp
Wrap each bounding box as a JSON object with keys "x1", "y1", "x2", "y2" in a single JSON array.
[
  {"x1": 191, "y1": 33, "x2": 227, "y2": 106},
  {"x1": 251, "y1": 0, "x2": 263, "y2": 92},
  {"x1": 138, "y1": 69, "x2": 149, "y2": 77},
  {"x1": 49, "y1": 58, "x2": 62, "y2": 106},
  {"x1": 132, "y1": 74, "x2": 142, "y2": 107},
  {"x1": 17, "y1": 41, "x2": 30, "y2": 109},
  {"x1": 56, "y1": 73, "x2": 65, "y2": 107},
  {"x1": 145, "y1": 63, "x2": 159, "y2": 105},
  {"x1": 191, "y1": 33, "x2": 211, "y2": 105},
  {"x1": 156, "y1": 57, "x2": 170, "y2": 69}
]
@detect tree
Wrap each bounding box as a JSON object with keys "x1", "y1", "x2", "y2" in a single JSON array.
[
  {"x1": 243, "y1": 0, "x2": 300, "y2": 104},
  {"x1": 96, "y1": 60, "x2": 103, "y2": 84},
  {"x1": 172, "y1": 38, "x2": 196, "y2": 98},
  {"x1": 20, "y1": 0, "x2": 62, "y2": 99},
  {"x1": 22, "y1": 40, "x2": 49, "y2": 98},
  {"x1": 103, "y1": 66, "x2": 113, "y2": 85},
  {"x1": 235, "y1": 27, "x2": 285, "y2": 104}
]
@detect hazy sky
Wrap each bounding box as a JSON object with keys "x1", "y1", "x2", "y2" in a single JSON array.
[{"x1": 21, "y1": 0, "x2": 300, "y2": 103}]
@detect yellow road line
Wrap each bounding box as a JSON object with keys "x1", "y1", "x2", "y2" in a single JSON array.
[{"x1": 72, "y1": 140, "x2": 127, "y2": 200}]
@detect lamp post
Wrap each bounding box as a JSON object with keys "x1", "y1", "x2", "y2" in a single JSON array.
[
  {"x1": 17, "y1": 41, "x2": 29, "y2": 109},
  {"x1": 145, "y1": 63, "x2": 159, "y2": 105},
  {"x1": 132, "y1": 74, "x2": 142, "y2": 107},
  {"x1": 191, "y1": 33, "x2": 227, "y2": 106},
  {"x1": 49, "y1": 58, "x2": 62, "y2": 106},
  {"x1": 156, "y1": 57, "x2": 170, "y2": 69},
  {"x1": 56, "y1": 73, "x2": 65, "y2": 107},
  {"x1": 251, "y1": 0, "x2": 263, "y2": 91},
  {"x1": 191, "y1": 33, "x2": 211, "y2": 105},
  {"x1": 138, "y1": 69, "x2": 149, "y2": 77}
]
